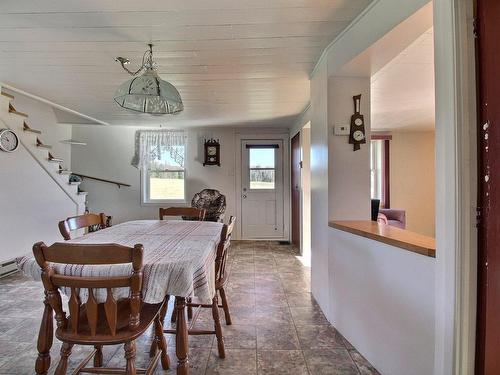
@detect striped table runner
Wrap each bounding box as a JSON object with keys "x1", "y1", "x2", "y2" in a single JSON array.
[{"x1": 17, "y1": 220, "x2": 223, "y2": 304}]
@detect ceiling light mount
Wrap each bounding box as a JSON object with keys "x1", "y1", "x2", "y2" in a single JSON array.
[{"x1": 114, "y1": 44, "x2": 183, "y2": 115}]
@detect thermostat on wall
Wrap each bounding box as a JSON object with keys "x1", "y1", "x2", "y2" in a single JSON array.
[{"x1": 334, "y1": 124, "x2": 350, "y2": 136}]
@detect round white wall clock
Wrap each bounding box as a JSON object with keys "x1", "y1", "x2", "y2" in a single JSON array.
[
  {"x1": 0, "y1": 129, "x2": 19, "y2": 152},
  {"x1": 353, "y1": 130, "x2": 365, "y2": 142}
]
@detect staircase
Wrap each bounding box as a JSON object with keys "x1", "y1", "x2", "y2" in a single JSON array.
[{"x1": 0, "y1": 90, "x2": 87, "y2": 213}]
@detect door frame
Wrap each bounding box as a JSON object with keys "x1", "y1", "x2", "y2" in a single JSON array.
[
  {"x1": 290, "y1": 132, "x2": 302, "y2": 249},
  {"x1": 433, "y1": 0, "x2": 478, "y2": 373},
  {"x1": 474, "y1": 0, "x2": 500, "y2": 373},
  {"x1": 235, "y1": 133, "x2": 290, "y2": 241}
]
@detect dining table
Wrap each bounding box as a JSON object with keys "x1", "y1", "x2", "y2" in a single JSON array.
[{"x1": 16, "y1": 219, "x2": 224, "y2": 375}]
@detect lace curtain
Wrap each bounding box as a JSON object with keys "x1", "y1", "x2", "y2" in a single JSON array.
[{"x1": 131, "y1": 130, "x2": 186, "y2": 170}]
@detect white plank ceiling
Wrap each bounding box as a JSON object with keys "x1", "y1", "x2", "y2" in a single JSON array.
[
  {"x1": 0, "y1": 0, "x2": 371, "y2": 127},
  {"x1": 371, "y1": 28, "x2": 435, "y2": 131}
]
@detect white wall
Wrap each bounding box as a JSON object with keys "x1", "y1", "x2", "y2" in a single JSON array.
[
  {"x1": 310, "y1": 60, "x2": 330, "y2": 310},
  {"x1": 301, "y1": 125, "x2": 311, "y2": 261},
  {"x1": 290, "y1": 105, "x2": 311, "y2": 137},
  {"x1": 328, "y1": 76, "x2": 371, "y2": 221},
  {"x1": 0, "y1": 143, "x2": 77, "y2": 262},
  {"x1": 71, "y1": 125, "x2": 289, "y2": 239},
  {"x1": 390, "y1": 131, "x2": 435, "y2": 237},
  {"x1": 329, "y1": 229, "x2": 435, "y2": 375},
  {"x1": 307, "y1": 1, "x2": 437, "y2": 374},
  {"x1": 0, "y1": 93, "x2": 78, "y2": 262}
]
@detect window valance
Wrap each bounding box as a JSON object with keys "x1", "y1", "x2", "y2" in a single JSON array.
[{"x1": 131, "y1": 130, "x2": 186, "y2": 170}]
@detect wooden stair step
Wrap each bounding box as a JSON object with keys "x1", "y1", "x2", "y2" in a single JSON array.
[
  {"x1": 48, "y1": 152, "x2": 63, "y2": 163},
  {"x1": 23, "y1": 122, "x2": 41, "y2": 134},
  {"x1": 69, "y1": 181, "x2": 81, "y2": 186},
  {"x1": 36, "y1": 138, "x2": 52, "y2": 149},
  {"x1": 58, "y1": 167, "x2": 72, "y2": 175},
  {"x1": 9, "y1": 103, "x2": 28, "y2": 118},
  {"x1": 1, "y1": 91, "x2": 14, "y2": 100}
]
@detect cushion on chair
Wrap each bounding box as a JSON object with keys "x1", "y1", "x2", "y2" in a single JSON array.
[
  {"x1": 377, "y1": 213, "x2": 388, "y2": 225},
  {"x1": 191, "y1": 189, "x2": 226, "y2": 222},
  {"x1": 378, "y1": 208, "x2": 406, "y2": 229}
]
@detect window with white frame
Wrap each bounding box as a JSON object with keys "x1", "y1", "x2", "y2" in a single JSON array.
[
  {"x1": 370, "y1": 137, "x2": 391, "y2": 208},
  {"x1": 133, "y1": 130, "x2": 187, "y2": 204},
  {"x1": 371, "y1": 139, "x2": 383, "y2": 202}
]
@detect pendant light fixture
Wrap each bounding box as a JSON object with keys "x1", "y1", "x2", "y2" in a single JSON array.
[{"x1": 114, "y1": 44, "x2": 183, "y2": 115}]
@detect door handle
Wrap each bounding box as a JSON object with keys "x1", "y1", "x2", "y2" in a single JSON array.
[{"x1": 242, "y1": 195, "x2": 247, "y2": 199}]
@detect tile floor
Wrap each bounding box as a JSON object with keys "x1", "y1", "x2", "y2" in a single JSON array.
[{"x1": 0, "y1": 241, "x2": 379, "y2": 374}]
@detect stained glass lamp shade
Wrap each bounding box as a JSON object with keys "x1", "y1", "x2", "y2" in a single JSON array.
[
  {"x1": 114, "y1": 69, "x2": 183, "y2": 115},
  {"x1": 113, "y1": 44, "x2": 183, "y2": 115}
]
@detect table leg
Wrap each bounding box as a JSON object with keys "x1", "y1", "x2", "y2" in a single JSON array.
[
  {"x1": 35, "y1": 292, "x2": 53, "y2": 375},
  {"x1": 175, "y1": 297, "x2": 189, "y2": 375}
]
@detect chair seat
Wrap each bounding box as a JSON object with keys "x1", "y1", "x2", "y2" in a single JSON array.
[{"x1": 56, "y1": 301, "x2": 162, "y2": 345}]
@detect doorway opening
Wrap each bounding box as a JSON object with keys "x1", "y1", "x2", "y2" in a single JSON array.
[
  {"x1": 369, "y1": 28, "x2": 436, "y2": 237},
  {"x1": 291, "y1": 122, "x2": 311, "y2": 265}
]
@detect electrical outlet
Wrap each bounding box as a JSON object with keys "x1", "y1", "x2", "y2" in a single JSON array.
[{"x1": 334, "y1": 124, "x2": 350, "y2": 135}]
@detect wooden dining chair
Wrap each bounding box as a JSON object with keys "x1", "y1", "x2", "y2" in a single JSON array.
[
  {"x1": 182, "y1": 216, "x2": 235, "y2": 324},
  {"x1": 32, "y1": 241, "x2": 169, "y2": 375},
  {"x1": 159, "y1": 207, "x2": 206, "y2": 221},
  {"x1": 214, "y1": 215, "x2": 236, "y2": 325},
  {"x1": 58, "y1": 212, "x2": 109, "y2": 240}
]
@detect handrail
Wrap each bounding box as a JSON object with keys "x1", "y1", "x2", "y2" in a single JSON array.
[{"x1": 72, "y1": 173, "x2": 131, "y2": 188}]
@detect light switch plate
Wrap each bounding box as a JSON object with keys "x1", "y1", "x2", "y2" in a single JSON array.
[{"x1": 334, "y1": 124, "x2": 350, "y2": 135}]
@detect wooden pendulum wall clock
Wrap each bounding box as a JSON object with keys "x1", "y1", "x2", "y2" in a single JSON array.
[
  {"x1": 203, "y1": 138, "x2": 221, "y2": 166},
  {"x1": 349, "y1": 94, "x2": 366, "y2": 151}
]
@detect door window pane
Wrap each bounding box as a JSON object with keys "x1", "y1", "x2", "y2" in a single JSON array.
[
  {"x1": 250, "y1": 148, "x2": 275, "y2": 168},
  {"x1": 250, "y1": 169, "x2": 275, "y2": 189}
]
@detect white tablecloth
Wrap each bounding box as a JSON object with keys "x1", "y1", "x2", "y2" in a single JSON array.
[{"x1": 17, "y1": 220, "x2": 223, "y2": 304}]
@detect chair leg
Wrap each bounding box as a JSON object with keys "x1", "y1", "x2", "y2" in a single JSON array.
[
  {"x1": 149, "y1": 297, "x2": 169, "y2": 358},
  {"x1": 93, "y1": 345, "x2": 103, "y2": 367},
  {"x1": 154, "y1": 315, "x2": 170, "y2": 370},
  {"x1": 160, "y1": 295, "x2": 170, "y2": 323},
  {"x1": 171, "y1": 297, "x2": 177, "y2": 323},
  {"x1": 219, "y1": 287, "x2": 232, "y2": 325},
  {"x1": 124, "y1": 341, "x2": 136, "y2": 375},
  {"x1": 211, "y1": 295, "x2": 225, "y2": 359},
  {"x1": 187, "y1": 297, "x2": 193, "y2": 320},
  {"x1": 54, "y1": 342, "x2": 73, "y2": 375}
]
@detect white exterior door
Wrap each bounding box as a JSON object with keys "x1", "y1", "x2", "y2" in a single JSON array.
[{"x1": 241, "y1": 140, "x2": 284, "y2": 239}]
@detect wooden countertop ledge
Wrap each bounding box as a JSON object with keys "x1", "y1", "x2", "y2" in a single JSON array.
[{"x1": 329, "y1": 220, "x2": 436, "y2": 258}]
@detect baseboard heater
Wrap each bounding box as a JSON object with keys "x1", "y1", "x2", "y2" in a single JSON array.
[{"x1": 0, "y1": 259, "x2": 18, "y2": 278}]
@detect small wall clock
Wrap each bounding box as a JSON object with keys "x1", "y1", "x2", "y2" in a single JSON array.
[
  {"x1": 348, "y1": 94, "x2": 366, "y2": 151},
  {"x1": 203, "y1": 138, "x2": 221, "y2": 166},
  {"x1": 0, "y1": 128, "x2": 19, "y2": 152}
]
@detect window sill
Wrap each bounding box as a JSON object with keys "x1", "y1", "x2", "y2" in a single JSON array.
[{"x1": 329, "y1": 220, "x2": 436, "y2": 258}]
